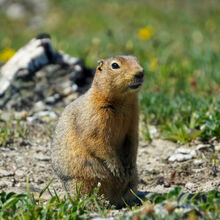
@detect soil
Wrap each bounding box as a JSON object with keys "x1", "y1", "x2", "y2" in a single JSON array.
[{"x1": 0, "y1": 116, "x2": 219, "y2": 200}]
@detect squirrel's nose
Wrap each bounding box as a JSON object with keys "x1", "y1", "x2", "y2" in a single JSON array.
[{"x1": 134, "y1": 71, "x2": 144, "y2": 80}]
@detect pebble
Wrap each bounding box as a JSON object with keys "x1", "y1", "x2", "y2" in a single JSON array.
[
  {"x1": 176, "y1": 147, "x2": 197, "y2": 157},
  {"x1": 193, "y1": 159, "x2": 203, "y2": 166},
  {"x1": 27, "y1": 111, "x2": 57, "y2": 122},
  {"x1": 46, "y1": 94, "x2": 60, "y2": 104},
  {"x1": 0, "y1": 180, "x2": 13, "y2": 189},
  {"x1": 33, "y1": 101, "x2": 46, "y2": 112},
  {"x1": 185, "y1": 182, "x2": 196, "y2": 190},
  {"x1": 168, "y1": 147, "x2": 197, "y2": 162},
  {"x1": 0, "y1": 168, "x2": 14, "y2": 177},
  {"x1": 36, "y1": 111, "x2": 57, "y2": 119},
  {"x1": 215, "y1": 144, "x2": 220, "y2": 152},
  {"x1": 34, "y1": 153, "x2": 50, "y2": 161},
  {"x1": 71, "y1": 83, "x2": 78, "y2": 92},
  {"x1": 63, "y1": 87, "x2": 72, "y2": 96},
  {"x1": 148, "y1": 125, "x2": 159, "y2": 138},
  {"x1": 196, "y1": 144, "x2": 214, "y2": 152},
  {"x1": 15, "y1": 169, "x2": 25, "y2": 177}
]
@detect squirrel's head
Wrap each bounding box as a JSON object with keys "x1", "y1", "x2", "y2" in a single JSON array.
[{"x1": 93, "y1": 55, "x2": 144, "y2": 95}]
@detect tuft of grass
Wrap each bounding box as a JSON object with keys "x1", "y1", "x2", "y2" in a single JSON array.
[
  {"x1": 0, "y1": 118, "x2": 28, "y2": 147},
  {"x1": 0, "y1": 180, "x2": 109, "y2": 219},
  {"x1": 1, "y1": 187, "x2": 220, "y2": 219},
  {"x1": 128, "y1": 187, "x2": 220, "y2": 219},
  {"x1": 141, "y1": 93, "x2": 220, "y2": 142}
]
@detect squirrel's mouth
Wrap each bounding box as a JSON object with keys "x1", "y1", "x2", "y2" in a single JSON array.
[{"x1": 128, "y1": 79, "x2": 144, "y2": 90}]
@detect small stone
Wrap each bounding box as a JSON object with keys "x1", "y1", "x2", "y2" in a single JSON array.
[
  {"x1": 34, "y1": 153, "x2": 50, "y2": 161},
  {"x1": 193, "y1": 159, "x2": 203, "y2": 166},
  {"x1": 196, "y1": 144, "x2": 214, "y2": 152},
  {"x1": 148, "y1": 125, "x2": 158, "y2": 138},
  {"x1": 215, "y1": 144, "x2": 220, "y2": 152},
  {"x1": 185, "y1": 182, "x2": 196, "y2": 190},
  {"x1": 36, "y1": 111, "x2": 57, "y2": 119},
  {"x1": 0, "y1": 180, "x2": 13, "y2": 189},
  {"x1": 26, "y1": 116, "x2": 37, "y2": 122},
  {"x1": 176, "y1": 147, "x2": 197, "y2": 157},
  {"x1": 0, "y1": 168, "x2": 14, "y2": 177},
  {"x1": 15, "y1": 169, "x2": 25, "y2": 177},
  {"x1": 74, "y1": 64, "x2": 82, "y2": 72},
  {"x1": 33, "y1": 101, "x2": 45, "y2": 112},
  {"x1": 63, "y1": 87, "x2": 72, "y2": 96},
  {"x1": 168, "y1": 153, "x2": 192, "y2": 162},
  {"x1": 27, "y1": 111, "x2": 57, "y2": 121},
  {"x1": 71, "y1": 84, "x2": 78, "y2": 92},
  {"x1": 145, "y1": 167, "x2": 156, "y2": 173},
  {"x1": 168, "y1": 147, "x2": 197, "y2": 162},
  {"x1": 46, "y1": 94, "x2": 60, "y2": 104}
]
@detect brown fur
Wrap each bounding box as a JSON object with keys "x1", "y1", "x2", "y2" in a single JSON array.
[{"x1": 51, "y1": 55, "x2": 144, "y2": 208}]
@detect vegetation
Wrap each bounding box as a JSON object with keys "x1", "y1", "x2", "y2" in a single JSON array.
[
  {"x1": 1, "y1": 186, "x2": 220, "y2": 219},
  {"x1": 0, "y1": 0, "x2": 219, "y2": 218},
  {"x1": 0, "y1": 0, "x2": 219, "y2": 143},
  {"x1": 0, "y1": 118, "x2": 28, "y2": 147},
  {"x1": 0, "y1": 180, "x2": 108, "y2": 219}
]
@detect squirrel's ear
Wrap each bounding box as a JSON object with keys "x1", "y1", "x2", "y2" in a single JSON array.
[{"x1": 97, "y1": 59, "x2": 104, "y2": 71}]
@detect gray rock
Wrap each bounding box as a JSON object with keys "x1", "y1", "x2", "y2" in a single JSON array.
[
  {"x1": 27, "y1": 111, "x2": 57, "y2": 122},
  {"x1": 34, "y1": 153, "x2": 50, "y2": 161},
  {"x1": 196, "y1": 144, "x2": 214, "y2": 152},
  {"x1": 46, "y1": 94, "x2": 60, "y2": 104},
  {"x1": 0, "y1": 180, "x2": 13, "y2": 189},
  {"x1": 215, "y1": 144, "x2": 220, "y2": 152},
  {"x1": 15, "y1": 169, "x2": 25, "y2": 177},
  {"x1": 176, "y1": 147, "x2": 197, "y2": 157},
  {"x1": 0, "y1": 168, "x2": 14, "y2": 177},
  {"x1": 193, "y1": 159, "x2": 203, "y2": 166},
  {"x1": 36, "y1": 111, "x2": 57, "y2": 119},
  {"x1": 148, "y1": 125, "x2": 159, "y2": 138},
  {"x1": 33, "y1": 101, "x2": 46, "y2": 112},
  {"x1": 0, "y1": 35, "x2": 94, "y2": 110},
  {"x1": 168, "y1": 147, "x2": 197, "y2": 162},
  {"x1": 185, "y1": 182, "x2": 196, "y2": 190}
]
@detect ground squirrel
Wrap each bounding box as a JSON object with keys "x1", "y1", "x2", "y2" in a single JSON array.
[{"x1": 51, "y1": 55, "x2": 144, "y2": 208}]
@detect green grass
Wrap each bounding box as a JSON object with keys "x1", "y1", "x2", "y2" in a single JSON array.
[
  {"x1": 1, "y1": 186, "x2": 220, "y2": 219},
  {"x1": 0, "y1": 181, "x2": 108, "y2": 219},
  {"x1": 0, "y1": 118, "x2": 28, "y2": 147},
  {"x1": 141, "y1": 93, "x2": 220, "y2": 143},
  {"x1": 0, "y1": 2, "x2": 220, "y2": 217},
  {"x1": 0, "y1": 0, "x2": 219, "y2": 143},
  {"x1": 129, "y1": 187, "x2": 220, "y2": 220}
]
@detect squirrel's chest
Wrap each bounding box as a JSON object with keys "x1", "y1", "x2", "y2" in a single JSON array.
[{"x1": 99, "y1": 109, "x2": 133, "y2": 139}]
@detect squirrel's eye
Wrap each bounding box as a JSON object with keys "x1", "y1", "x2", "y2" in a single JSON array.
[{"x1": 111, "y1": 62, "x2": 120, "y2": 69}]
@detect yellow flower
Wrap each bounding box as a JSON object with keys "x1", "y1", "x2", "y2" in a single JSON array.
[
  {"x1": 0, "y1": 48, "x2": 16, "y2": 62},
  {"x1": 138, "y1": 26, "x2": 155, "y2": 40},
  {"x1": 149, "y1": 57, "x2": 158, "y2": 71}
]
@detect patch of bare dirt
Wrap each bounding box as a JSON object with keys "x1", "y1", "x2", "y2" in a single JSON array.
[{"x1": 0, "y1": 119, "x2": 220, "y2": 199}]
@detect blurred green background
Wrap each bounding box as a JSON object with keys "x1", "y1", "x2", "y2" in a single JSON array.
[{"x1": 0, "y1": 0, "x2": 219, "y2": 142}]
